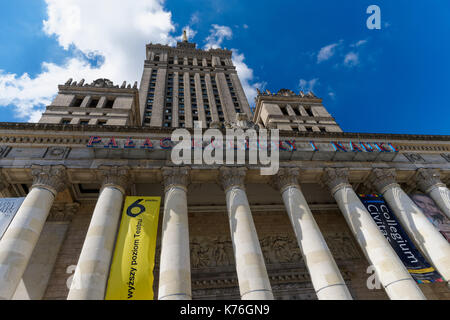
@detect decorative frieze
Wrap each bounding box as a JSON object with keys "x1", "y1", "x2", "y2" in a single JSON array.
[
  {"x1": 416, "y1": 169, "x2": 446, "y2": 193},
  {"x1": 97, "y1": 166, "x2": 131, "y2": 194},
  {"x1": 48, "y1": 202, "x2": 80, "y2": 222},
  {"x1": 44, "y1": 147, "x2": 71, "y2": 159},
  {"x1": 321, "y1": 168, "x2": 351, "y2": 195},
  {"x1": 31, "y1": 165, "x2": 67, "y2": 196},
  {"x1": 219, "y1": 167, "x2": 247, "y2": 192},
  {"x1": 441, "y1": 154, "x2": 450, "y2": 163},
  {"x1": 368, "y1": 168, "x2": 400, "y2": 194},
  {"x1": 404, "y1": 153, "x2": 426, "y2": 163},
  {"x1": 162, "y1": 166, "x2": 190, "y2": 192},
  {"x1": 185, "y1": 233, "x2": 360, "y2": 270}
]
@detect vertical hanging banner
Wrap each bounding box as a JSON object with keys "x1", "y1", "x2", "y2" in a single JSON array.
[
  {"x1": 105, "y1": 196, "x2": 161, "y2": 300},
  {"x1": 358, "y1": 194, "x2": 443, "y2": 284},
  {"x1": 410, "y1": 193, "x2": 450, "y2": 242},
  {"x1": 0, "y1": 198, "x2": 25, "y2": 240}
]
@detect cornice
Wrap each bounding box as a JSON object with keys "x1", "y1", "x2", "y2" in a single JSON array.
[
  {"x1": 146, "y1": 43, "x2": 233, "y2": 58},
  {"x1": 58, "y1": 85, "x2": 138, "y2": 95},
  {"x1": 0, "y1": 122, "x2": 449, "y2": 144}
]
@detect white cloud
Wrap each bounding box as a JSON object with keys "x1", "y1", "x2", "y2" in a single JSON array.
[
  {"x1": 344, "y1": 52, "x2": 359, "y2": 67},
  {"x1": 189, "y1": 12, "x2": 200, "y2": 25},
  {"x1": 317, "y1": 43, "x2": 339, "y2": 63},
  {"x1": 0, "y1": 3, "x2": 261, "y2": 122},
  {"x1": 0, "y1": 0, "x2": 177, "y2": 122},
  {"x1": 351, "y1": 40, "x2": 367, "y2": 47},
  {"x1": 204, "y1": 24, "x2": 233, "y2": 49},
  {"x1": 299, "y1": 78, "x2": 319, "y2": 93},
  {"x1": 232, "y1": 50, "x2": 264, "y2": 107},
  {"x1": 0, "y1": 58, "x2": 101, "y2": 122},
  {"x1": 328, "y1": 91, "x2": 336, "y2": 100}
]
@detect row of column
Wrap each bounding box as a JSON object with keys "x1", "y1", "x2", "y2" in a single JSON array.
[{"x1": 0, "y1": 165, "x2": 449, "y2": 300}]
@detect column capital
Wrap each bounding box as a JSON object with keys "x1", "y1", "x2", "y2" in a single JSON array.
[
  {"x1": 416, "y1": 168, "x2": 446, "y2": 193},
  {"x1": 272, "y1": 168, "x2": 300, "y2": 193},
  {"x1": 219, "y1": 167, "x2": 247, "y2": 193},
  {"x1": 98, "y1": 166, "x2": 131, "y2": 194},
  {"x1": 321, "y1": 168, "x2": 352, "y2": 195},
  {"x1": 369, "y1": 168, "x2": 400, "y2": 194},
  {"x1": 162, "y1": 166, "x2": 190, "y2": 192},
  {"x1": 31, "y1": 165, "x2": 67, "y2": 196}
]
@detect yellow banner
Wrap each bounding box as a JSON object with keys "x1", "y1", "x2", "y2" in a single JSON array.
[{"x1": 105, "y1": 196, "x2": 161, "y2": 300}]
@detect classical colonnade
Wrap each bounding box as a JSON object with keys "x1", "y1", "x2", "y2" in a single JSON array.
[{"x1": 0, "y1": 165, "x2": 449, "y2": 300}]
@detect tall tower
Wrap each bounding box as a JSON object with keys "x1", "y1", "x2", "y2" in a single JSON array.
[{"x1": 138, "y1": 32, "x2": 253, "y2": 129}]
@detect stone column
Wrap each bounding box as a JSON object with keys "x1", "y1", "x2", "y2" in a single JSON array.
[
  {"x1": 273, "y1": 168, "x2": 352, "y2": 300},
  {"x1": 13, "y1": 203, "x2": 79, "y2": 300},
  {"x1": 67, "y1": 166, "x2": 130, "y2": 300},
  {"x1": 219, "y1": 167, "x2": 274, "y2": 300},
  {"x1": 416, "y1": 168, "x2": 450, "y2": 220},
  {"x1": 322, "y1": 168, "x2": 425, "y2": 300},
  {"x1": 0, "y1": 165, "x2": 67, "y2": 300},
  {"x1": 158, "y1": 167, "x2": 191, "y2": 300},
  {"x1": 370, "y1": 168, "x2": 450, "y2": 282}
]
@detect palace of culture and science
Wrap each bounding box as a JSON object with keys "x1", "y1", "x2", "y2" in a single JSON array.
[{"x1": 0, "y1": 31, "x2": 449, "y2": 300}]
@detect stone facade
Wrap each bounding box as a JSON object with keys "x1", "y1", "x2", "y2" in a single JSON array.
[
  {"x1": 39, "y1": 78, "x2": 140, "y2": 127},
  {"x1": 0, "y1": 36, "x2": 449, "y2": 301},
  {"x1": 253, "y1": 89, "x2": 343, "y2": 133},
  {"x1": 139, "y1": 38, "x2": 252, "y2": 129}
]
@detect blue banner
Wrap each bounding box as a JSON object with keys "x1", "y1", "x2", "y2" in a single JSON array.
[{"x1": 358, "y1": 194, "x2": 443, "y2": 284}]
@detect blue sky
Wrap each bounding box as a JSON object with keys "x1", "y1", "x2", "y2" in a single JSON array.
[{"x1": 0, "y1": 0, "x2": 449, "y2": 135}]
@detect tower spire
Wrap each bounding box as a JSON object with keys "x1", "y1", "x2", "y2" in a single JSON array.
[{"x1": 182, "y1": 29, "x2": 188, "y2": 42}]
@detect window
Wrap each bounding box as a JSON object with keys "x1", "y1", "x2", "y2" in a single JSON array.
[
  {"x1": 306, "y1": 127, "x2": 313, "y2": 132},
  {"x1": 292, "y1": 105, "x2": 301, "y2": 116},
  {"x1": 105, "y1": 99, "x2": 115, "y2": 109},
  {"x1": 80, "y1": 120, "x2": 90, "y2": 126},
  {"x1": 88, "y1": 98, "x2": 99, "y2": 108},
  {"x1": 98, "y1": 120, "x2": 107, "y2": 126},
  {"x1": 61, "y1": 119, "x2": 71, "y2": 125},
  {"x1": 305, "y1": 107, "x2": 314, "y2": 117},
  {"x1": 72, "y1": 98, "x2": 83, "y2": 108},
  {"x1": 281, "y1": 106, "x2": 289, "y2": 116}
]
